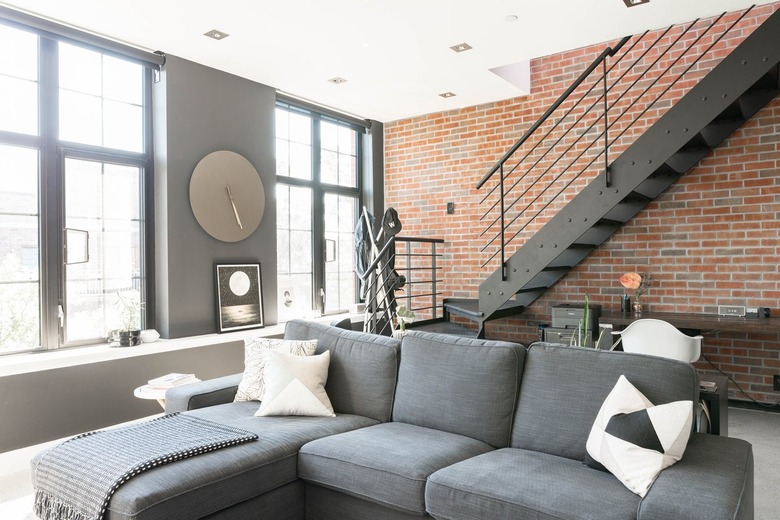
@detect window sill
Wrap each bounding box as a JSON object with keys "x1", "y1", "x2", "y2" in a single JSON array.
[{"x1": 0, "y1": 324, "x2": 287, "y2": 378}]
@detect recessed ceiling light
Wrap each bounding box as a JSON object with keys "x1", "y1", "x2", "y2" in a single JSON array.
[
  {"x1": 439, "y1": 92, "x2": 456, "y2": 98},
  {"x1": 449, "y1": 43, "x2": 472, "y2": 53},
  {"x1": 622, "y1": 0, "x2": 649, "y2": 7},
  {"x1": 204, "y1": 29, "x2": 229, "y2": 40},
  {"x1": 328, "y1": 77, "x2": 348, "y2": 84},
  {"x1": 505, "y1": 14, "x2": 518, "y2": 22}
]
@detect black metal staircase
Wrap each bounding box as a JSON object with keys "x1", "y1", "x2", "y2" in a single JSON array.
[{"x1": 450, "y1": 6, "x2": 780, "y2": 338}]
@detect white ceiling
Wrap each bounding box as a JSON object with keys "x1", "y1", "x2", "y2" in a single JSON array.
[{"x1": 1, "y1": 0, "x2": 775, "y2": 122}]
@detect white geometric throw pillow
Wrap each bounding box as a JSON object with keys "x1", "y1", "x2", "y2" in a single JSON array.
[
  {"x1": 234, "y1": 338, "x2": 317, "y2": 402},
  {"x1": 255, "y1": 349, "x2": 335, "y2": 417},
  {"x1": 585, "y1": 375, "x2": 693, "y2": 497}
]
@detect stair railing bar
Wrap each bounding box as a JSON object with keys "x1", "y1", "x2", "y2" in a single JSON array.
[
  {"x1": 431, "y1": 241, "x2": 439, "y2": 318},
  {"x1": 604, "y1": 56, "x2": 610, "y2": 187},
  {"x1": 479, "y1": 32, "x2": 646, "y2": 213},
  {"x1": 499, "y1": 15, "x2": 717, "y2": 247},
  {"x1": 500, "y1": 162, "x2": 507, "y2": 280},
  {"x1": 476, "y1": 37, "x2": 632, "y2": 191}
]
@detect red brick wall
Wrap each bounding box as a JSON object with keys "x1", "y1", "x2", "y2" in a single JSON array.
[{"x1": 384, "y1": 3, "x2": 780, "y2": 404}]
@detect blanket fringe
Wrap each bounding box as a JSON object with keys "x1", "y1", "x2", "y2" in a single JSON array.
[{"x1": 34, "y1": 489, "x2": 92, "y2": 520}]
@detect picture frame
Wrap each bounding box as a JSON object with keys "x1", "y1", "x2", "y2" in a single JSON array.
[{"x1": 215, "y1": 263, "x2": 264, "y2": 332}]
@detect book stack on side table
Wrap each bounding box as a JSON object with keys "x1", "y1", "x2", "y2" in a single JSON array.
[{"x1": 134, "y1": 373, "x2": 201, "y2": 408}]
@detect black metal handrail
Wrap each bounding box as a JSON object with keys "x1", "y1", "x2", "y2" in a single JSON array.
[
  {"x1": 361, "y1": 236, "x2": 445, "y2": 335},
  {"x1": 476, "y1": 7, "x2": 754, "y2": 271}
]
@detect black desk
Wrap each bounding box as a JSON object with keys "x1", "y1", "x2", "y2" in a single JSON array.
[
  {"x1": 700, "y1": 375, "x2": 729, "y2": 436},
  {"x1": 601, "y1": 310, "x2": 780, "y2": 335}
]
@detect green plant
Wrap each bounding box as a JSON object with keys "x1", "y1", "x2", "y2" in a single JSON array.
[
  {"x1": 115, "y1": 291, "x2": 144, "y2": 331},
  {"x1": 396, "y1": 306, "x2": 415, "y2": 332}
]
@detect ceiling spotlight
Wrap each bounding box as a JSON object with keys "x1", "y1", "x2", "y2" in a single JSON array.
[
  {"x1": 505, "y1": 14, "x2": 519, "y2": 22},
  {"x1": 622, "y1": 0, "x2": 649, "y2": 6},
  {"x1": 328, "y1": 77, "x2": 348, "y2": 84},
  {"x1": 204, "y1": 29, "x2": 229, "y2": 40},
  {"x1": 449, "y1": 43, "x2": 472, "y2": 53},
  {"x1": 439, "y1": 92, "x2": 456, "y2": 98}
]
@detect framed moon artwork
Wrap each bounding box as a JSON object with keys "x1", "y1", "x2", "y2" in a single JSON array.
[{"x1": 215, "y1": 263, "x2": 264, "y2": 332}]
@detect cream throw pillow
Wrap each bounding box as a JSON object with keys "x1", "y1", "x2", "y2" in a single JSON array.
[
  {"x1": 234, "y1": 338, "x2": 317, "y2": 402},
  {"x1": 255, "y1": 349, "x2": 335, "y2": 417},
  {"x1": 585, "y1": 375, "x2": 693, "y2": 497}
]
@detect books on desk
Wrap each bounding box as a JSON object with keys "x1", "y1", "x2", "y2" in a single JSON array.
[
  {"x1": 700, "y1": 380, "x2": 717, "y2": 392},
  {"x1": 147, "y1": 373, "x2": 200, "y2": 389}
]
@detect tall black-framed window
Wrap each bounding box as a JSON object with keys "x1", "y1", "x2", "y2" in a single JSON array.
[
  {"x1": 275, "y1": 100, "x2": 363, "y2": 320},
  {"x1": 0, "y1": 18, "x2": 155, "y2": 354}
]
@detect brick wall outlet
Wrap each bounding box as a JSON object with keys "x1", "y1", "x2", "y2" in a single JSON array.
[{"x1": 774, "y1": 375, "x2": 780, "y2": 392}]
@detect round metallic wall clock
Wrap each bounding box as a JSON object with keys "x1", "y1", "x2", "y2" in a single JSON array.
[{"x1": 189, "y1": 150, "x2": 265, "y2": 242}]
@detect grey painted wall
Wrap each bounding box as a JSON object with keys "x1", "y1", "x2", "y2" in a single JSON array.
[
  {"x1": 1, "y1": 56, "x2": 384, "y2": 454},
  {"x1": 153, "y1": 56, "x2": 278, "y2": 338},
  {"x1": 0, "y1": 341, "x2": 245, "y2": 453}
]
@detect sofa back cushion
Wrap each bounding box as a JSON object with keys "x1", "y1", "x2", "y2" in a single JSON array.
[
  {"x1": 284, "y1": 320, "x2": 400, "y2": 423},
  {"x1": 392, "y1": 331, "x2": 526, "y2": 448},
  {"x1": 511, "y1": 343, "x2": 698, "y2": 460}
]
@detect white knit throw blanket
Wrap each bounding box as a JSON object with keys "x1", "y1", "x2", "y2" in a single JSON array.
[{"x1": 32, "y1": 413, "x2": 257, "y2": 520}]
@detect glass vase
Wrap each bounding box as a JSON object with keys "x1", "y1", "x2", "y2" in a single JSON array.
[{"x1": 632, "y1": 301, "x2": 643, "y2": 314}]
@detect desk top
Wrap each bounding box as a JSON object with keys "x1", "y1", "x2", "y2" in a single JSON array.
[{"x1": 600, "y1": 311, "x2": 780, "y2": 335}]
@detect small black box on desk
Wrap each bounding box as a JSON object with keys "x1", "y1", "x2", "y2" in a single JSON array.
[{"x1": 551, "y1": 303, "x2": 602, "y2": 330}]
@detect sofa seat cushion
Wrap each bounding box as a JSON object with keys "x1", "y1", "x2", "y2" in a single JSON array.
[
  {"x1": 96, "y1": 402, "x2": 378, "y2": 520},
  {"x1": 298, "y1": 422, "x2": 495, "y2": 516},
  {"x1": 426, "y1": 448, "x2": 640, "y2": 520}
]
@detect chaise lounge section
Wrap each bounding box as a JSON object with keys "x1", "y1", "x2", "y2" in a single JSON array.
[{"x1": 32, "y1": 320, "x2": 753, "y2": 520}]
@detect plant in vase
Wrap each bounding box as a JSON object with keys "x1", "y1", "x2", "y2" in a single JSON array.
[
  {"x1": 112, "y1": 291, "x2": 145, "y2": 346},
  {"x1": 394, "y1": 306, "x2": 416, "y2": 339},
  {"x1": 620, "y1": 272, "x2": 651, "y2": 314}
]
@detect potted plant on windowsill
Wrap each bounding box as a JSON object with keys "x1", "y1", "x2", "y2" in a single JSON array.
[{"x1": 112, "y1": 291, "x2": 144, "y2": 347}]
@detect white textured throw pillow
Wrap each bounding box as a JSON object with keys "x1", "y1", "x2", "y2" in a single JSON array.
[
  {"x1": 255, "y1": 349, "x2": 335, "y2": 417},
  {"x1": 234, "y1": 338, "x2": 317, "y2": 402},
  {"x1": 585, "y1": 375, "x2": 693, "y2": 497}
]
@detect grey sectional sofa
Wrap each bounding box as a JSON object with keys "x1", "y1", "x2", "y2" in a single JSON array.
[{"x1": 56, "y1": 319, "x2": 754, "y2": 519}]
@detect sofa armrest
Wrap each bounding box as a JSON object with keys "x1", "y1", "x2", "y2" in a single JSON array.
[
  {"x1": 639, "y1": 433, "x2": 753, "y2": 520},
  {"x1": 164, "y1": 374, "x2": 243, "y2": 413}
]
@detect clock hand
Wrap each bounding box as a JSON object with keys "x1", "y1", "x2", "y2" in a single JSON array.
[{"x1": 226, "y1": 185, "x2": 243, "y2": 229}]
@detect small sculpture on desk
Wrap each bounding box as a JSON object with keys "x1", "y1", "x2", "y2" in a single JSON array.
[{"x1": 620, "y1": 294, "x2": 631, "y2": 313}]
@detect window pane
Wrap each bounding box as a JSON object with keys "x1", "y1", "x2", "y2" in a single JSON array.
[
  {"x1": 276, "y1": 139, "x2": 290, "y2": 177},
  {"x1": 59, "y1": 43, "x2": 144, "y2": 153},
  {"x1": 276, "y1": 183, "x2": 312, "y2": 322},
  {"x1": 64, "y1": 158, "x2": 143, "y2": 343},
  {"x1": 59, "y1": 43, "x2": 101, "y2": 96},
  {"x1": 289, "y1": 142, "x2": 312, "y2": 180},
  {"x1": 0, "y1": 21, "x2": 38, "y2": 135},
  {"x1": 103, "y1": 55, "x2": 142, "y2": 104},
  {"x1": 289, "y1": 112, "x2": 311, "y2": 145},
  {"x1": 0, "y1": 145, "x2": 38, "y2": 214},
  {"x1": 338, "y1": 153, "x2": 357, "y2": 187},
  {"x1": 0, "y1": 145, "x2": 40, "y2": 352},
  {"x1": 321, "y1": 121, "x2": 338, "y2": 151},
  {"x1": 0, "y1": 24, "x2": 37, "y2": 80},
  {"x1": 103, "y1": 100, "x2": 143, "y2": 152},
  {"x1": 324, "y1": 193, "x2": 356, "y2": 313},
  {"x1": 321, "y1": 150, "x2": 338, "y2": 185},
  {"x1": 0, "y1": 75, "x2": 38, "y2": 135},
  {"x1": 59, "y1": 90, "x2": 102, "y2": 146}
]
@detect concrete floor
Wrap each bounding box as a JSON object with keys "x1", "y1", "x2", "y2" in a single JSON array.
[{"x1": 1, "y1": 407, "x2": 778, "y2": 519}]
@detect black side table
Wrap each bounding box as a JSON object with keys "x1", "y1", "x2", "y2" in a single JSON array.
[{"x1": 700, "y1": 374, "x2": 728, "y2": 436}]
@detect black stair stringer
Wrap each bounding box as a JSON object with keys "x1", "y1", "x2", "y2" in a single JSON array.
[{"x1": 478, "y1": 8, "x2": 780, "y2": 322}]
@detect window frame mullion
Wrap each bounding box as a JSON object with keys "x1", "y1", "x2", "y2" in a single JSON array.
[{"x1": 38, "y1": 35, "x2": 62, "y2": 350}]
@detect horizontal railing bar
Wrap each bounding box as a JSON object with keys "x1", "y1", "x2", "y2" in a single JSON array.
[
  {"x1": 476, "y1": 35, "x2": 631, "y2": 190},
  {"x1": 396, "y1": 237, "x2": 445, "y2": 244}
]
